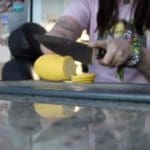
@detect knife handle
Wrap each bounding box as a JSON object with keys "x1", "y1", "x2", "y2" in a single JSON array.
[{"x1": 97, "y1": 48, "x2": 106, "y2": 59}]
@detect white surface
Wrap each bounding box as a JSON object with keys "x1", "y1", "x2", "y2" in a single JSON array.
[{"x1": 0, "y1": 45, "x2": 11, "y2": 63}]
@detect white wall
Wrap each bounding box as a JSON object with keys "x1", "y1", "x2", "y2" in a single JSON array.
[
  {"x1": 32, "y1": 0, "x2": 42, "y2": 25},
  {"x1": 32, "y1": 0, "x2": 70, "y2": 25}
]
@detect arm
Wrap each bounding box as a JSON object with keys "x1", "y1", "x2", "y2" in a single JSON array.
[
  {"x1": 92, "y1": 39, "x2": 150, "y2": 81},
  {"x1": 41, "y1": 0, "x2": 90, "y2": 54},
  {"x1": 47, "y1": 16, "x2": 82, "y2": 40},
  {"x1": 41, "y1": 16, "x2": 82, "y2": 54},
  {"x1": 137, "y1": 48, "x2": 150, "y2": 81}
]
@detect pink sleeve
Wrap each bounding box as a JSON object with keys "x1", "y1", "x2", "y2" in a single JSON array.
[{"x1": 61, "y1": 0, "x2": 91, "y2": 30}]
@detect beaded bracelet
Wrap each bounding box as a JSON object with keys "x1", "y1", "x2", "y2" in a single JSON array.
[
  {"x1": 116, "y1": 30, "x2": 143, "y2": 80},
  {"x1": 126, "y1": 36, "x2": 143, "y2": 67},
  {"x1": 121, "y1": 30, "x2": 143, "y2": 67}
]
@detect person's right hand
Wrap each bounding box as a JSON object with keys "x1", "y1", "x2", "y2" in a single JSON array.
[{"x1": 91, "y1": 39, "x2": 133, "y2": 67}]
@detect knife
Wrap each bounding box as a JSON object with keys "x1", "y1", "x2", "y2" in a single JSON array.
[{"x1": 35, "y1": 34, "x2": 106, "y2": 64}]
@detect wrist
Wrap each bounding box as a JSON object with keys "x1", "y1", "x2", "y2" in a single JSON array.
[
  {"x1": 136, "y1": 48, "x2": 146, "y2": 70},
  {"x1": 126, "y1": 36, "x2": 143, "y2": 67},
  {"x1": 121, "y1": 31, "x2": 143, "y2": 67}
]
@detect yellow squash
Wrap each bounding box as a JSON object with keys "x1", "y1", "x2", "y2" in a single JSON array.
[
  {"x1": 34, "y1": 54, "x2": 76, "y2": 81},
  {"x1": 71, "y1": 73, "x2": 96, "y2": 84}
]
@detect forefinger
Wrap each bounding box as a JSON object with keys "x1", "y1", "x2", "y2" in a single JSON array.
[{"x1": 90, "y1": 40, "x2": 108, "y2": 49}]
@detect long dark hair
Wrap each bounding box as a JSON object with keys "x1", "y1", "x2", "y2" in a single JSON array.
[{"x1": 97, "y1": 0, "x2": 150, "y2": 36}]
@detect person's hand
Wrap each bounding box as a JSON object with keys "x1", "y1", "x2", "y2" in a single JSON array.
[{"x1": 91, "y1": 39, "x2": 133, "y2": 67}]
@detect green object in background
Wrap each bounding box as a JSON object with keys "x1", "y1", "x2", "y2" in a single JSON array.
[
  {"x1": 12, "y1": 2, "x2": 24, "y2": 12},
  {"x1": 116, "y1": 65, "x2": 125, "y2": 81}
]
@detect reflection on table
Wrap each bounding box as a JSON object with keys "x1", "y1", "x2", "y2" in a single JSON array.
[{"x1": 0, "y1": 100, "x2": 150, "y2": 150}]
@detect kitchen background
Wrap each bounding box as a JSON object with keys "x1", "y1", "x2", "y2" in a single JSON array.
[
  {"x1": 0, "y1": 0, "x2": 31, "y2": 63},
  {"x1": 32, "y1": 0, "x2": 70, "y2": 30}
]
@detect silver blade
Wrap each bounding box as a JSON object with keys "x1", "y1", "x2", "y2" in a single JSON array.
[{"x1": 35, "y1": 35, "x2": 93, "y2": 64}]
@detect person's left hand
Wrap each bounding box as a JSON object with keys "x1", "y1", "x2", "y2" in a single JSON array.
[{"x1": 91, "y1": 39, "x2": 133, "y2": 67}]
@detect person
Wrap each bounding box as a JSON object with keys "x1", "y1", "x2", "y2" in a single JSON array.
[
  {"x1": 42, "y1": 0, "x2": 150, "y2": 83},
  {"x1": 2, "y1": 0, "x2": 150, "y2": 84}
]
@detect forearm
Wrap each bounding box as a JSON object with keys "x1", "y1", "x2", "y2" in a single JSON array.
[
  {"x1": 41, "y1": 16, "x2": 82, "y2": 54},
  {"x1": 137, "y1": 48, "x2": 150, "y2": 81},
  {"x1": 47, "y1": 16, "x2": 82, "y2": 40}
]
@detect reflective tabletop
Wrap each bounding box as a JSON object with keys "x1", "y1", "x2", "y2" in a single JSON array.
[{"x1": 0, "y1": 81, "x2": 150, "y2": 150}]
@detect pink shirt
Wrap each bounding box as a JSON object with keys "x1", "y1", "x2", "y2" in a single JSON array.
[{"x1": 62, "y1": 0, "x2": 150, "y2": 83}]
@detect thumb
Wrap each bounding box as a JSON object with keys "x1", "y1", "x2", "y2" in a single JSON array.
[{"x1": 90, "y1": 40, "x2": 108, "y2": 49}]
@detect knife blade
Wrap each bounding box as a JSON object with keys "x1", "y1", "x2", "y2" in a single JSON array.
[{"x1": 35, "y1": 34, "x2": 106, "y2": 64}]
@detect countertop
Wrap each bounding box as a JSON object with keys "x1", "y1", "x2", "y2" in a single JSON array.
[
  {"x1": 0, "y1": 80, "x2": 150, "y2": 111},
  {"x1": 0, "y1": 81, "x2": 150, "y2": 150}
]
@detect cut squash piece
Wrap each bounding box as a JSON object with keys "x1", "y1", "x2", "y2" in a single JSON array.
[{"x1": 71, "y1": 73, "x2": 96, "y2": 84}]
